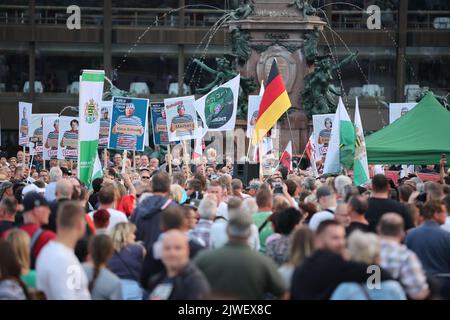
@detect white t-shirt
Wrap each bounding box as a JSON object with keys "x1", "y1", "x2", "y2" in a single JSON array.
[
  {"x1": 309, "y1": 208, "x2": 335, "y2": 231},
  {"x1": 36, "y1": 241, "x2": 91, "y2": 300},
  {"x1": 88, "y1": 208, "x2": 128, "y2": 233},
  {"x1": 216, "y1": 202, "x2": 229, "y2": 220},
  {"x1": 441, "y1": 217, "x2": 450, "y2": 233}
]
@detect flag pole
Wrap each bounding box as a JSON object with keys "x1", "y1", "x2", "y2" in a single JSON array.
[
  {"x1": 122, "y1": 150, "x2": 127, "y2": 174},
  {"x1": 285, "y1": 111, "x2": 297, "y2": 155},
  {"x1": 23, "y1": 145, "x2": 26, "y2": 168},
  {"x1": 133, "y1": 150, "x2": 136, "y2": 172},
  {"x1": 167, "y1": 144, "x2": 172, "y2": 176},
  {"x1": 103, "y1": 148, "x2": 107, "y2": 168}
]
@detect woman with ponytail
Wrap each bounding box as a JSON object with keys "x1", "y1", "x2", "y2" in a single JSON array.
[{"x1": 82, "y1": 235, "x2": 122, "y2": 300}]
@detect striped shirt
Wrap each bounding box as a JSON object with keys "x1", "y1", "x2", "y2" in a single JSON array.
[
  {"x1": 46, "y1": 131, "x2": 59, "y2": 150},
  {"x1": 32, "y1": 127, "x2": 43, "y2": 144},
  {"x1": 155, "y1": 117, "x2": 168, "y2": 143},
  {"x1": 190, "y1": 219, "x2": 213, "y2": 249},
  {"x1": 99, "y1": 119, "x2": 110, "y2": 147},
  {"x1": 100, "y1": 119, "x2": 110, "y2": 137},
  {"x1": 116, "y1": 115, "x2": 142, "y2": 149},
  {"x1": 20, "y1": 118, "x2": 28, "y2": 137},
  {"x1": 62, "y1": 130, "x2": 78, "y2": 149},
  {"x1": 171, "y1": 114, "x2": 194, "y2": 137}
]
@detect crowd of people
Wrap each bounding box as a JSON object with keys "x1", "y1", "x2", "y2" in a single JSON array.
[{"x1": 0, "y1": 148, "x2": 450, "y2": 300}]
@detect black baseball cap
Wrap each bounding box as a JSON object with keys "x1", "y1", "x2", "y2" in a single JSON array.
[{"x1": 23, "y1": 191, "x2": 49, "y2": 212}]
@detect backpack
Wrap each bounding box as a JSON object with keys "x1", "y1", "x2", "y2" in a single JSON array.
[{"x1": 30, "y1": 228, "x2": 44, "y2": 269}]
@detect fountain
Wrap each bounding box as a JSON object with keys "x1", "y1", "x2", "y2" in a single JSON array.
[{"x1": 226, "y1": 0, "x2": 327, "y2": 153}]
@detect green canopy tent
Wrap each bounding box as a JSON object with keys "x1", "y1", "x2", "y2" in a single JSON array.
[{"x1": 366, "y1": 93, "x2": 450, "y2": 164}]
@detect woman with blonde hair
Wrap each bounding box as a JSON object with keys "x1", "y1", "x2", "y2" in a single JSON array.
[
  {"x1": 6, "y1": 229, "x2": 36, "y2": 290},
  {"x1": 107, "y1": 222, "x2": 146, "y2": 300},
  {"x1": 278, "y1": 226, "x2": 314, "y2": 289},
  {"x1": 170, "y1": 184, "x2": 186, "y2": 204}
]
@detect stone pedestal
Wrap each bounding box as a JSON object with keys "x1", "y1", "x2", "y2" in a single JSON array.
[{"x1": 229, "y1": 0, "x2": 325, "y2": 155}]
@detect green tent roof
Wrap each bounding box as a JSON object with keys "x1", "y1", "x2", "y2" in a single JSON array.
[{"x1": 366, "y1": 93, "x2": 450, "y2": 164}]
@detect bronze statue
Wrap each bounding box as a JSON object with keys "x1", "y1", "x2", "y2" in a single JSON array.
[
  {"x1": 301, "y1": 52, "x2": 358, "y2": 118},
  {"x1": 303, "y1": 27, "x2": 320, "y2": 65},
  {"x1": 288, "y1": 0, "x2": 317, "y2": 17},
  {"x1": 231, "y1": 28, "x2": 252, "y2": 64},
  {"x1": 229, "y1": 0, "x2": 255, "y2": 20},
  {"x1": 192, "y1": 57, "x2": 257, "y2": 117},
  {"x1": 193, "y1": 57, "x2": 236, "y2": 94}
]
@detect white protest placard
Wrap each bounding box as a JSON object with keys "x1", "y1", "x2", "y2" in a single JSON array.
[
  {"x1": 164, "y1": 95, "x2": 198, "y2": 142},
  {"x1": 43, "y1": 116, "x2": 59, "y2": 160},
  {"x1": 58, "y1": 116, "x2": 79, "y2": 160},
  {"x1": 312, "y1": 113, "x2": 335, "y2": 162},
  {"x1": 30, "y1": 114, "x2": 58, "y2": 155},
  {"x1": 18, "y1": 102, "x2": 32, "y2": 146}
]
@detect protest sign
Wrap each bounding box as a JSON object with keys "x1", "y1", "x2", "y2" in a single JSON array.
[{"x1": 108, "y1": 96, "x2": 148, "y2": 151}]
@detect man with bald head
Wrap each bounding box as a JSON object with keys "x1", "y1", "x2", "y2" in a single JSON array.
[
  {"x1": 377, "y1": 213, "x2": 430, "y2": 300},
  {"x1": 45, "y1": 179, "x2": 74, "y2": 232},
  {"x1": 147, "y1": 229, "x2": 210, "y2": 300}
]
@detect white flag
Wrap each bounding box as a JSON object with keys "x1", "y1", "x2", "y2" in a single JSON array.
[
  {"x1": 323, "y1": 97, "x2": 355, "y2": 174},
  {"x1": 195, "y1": 74, "x2": 240, "y2": 132},
  {"x1": 353, "y1": 97, "x2": 370, "y2": 186}
]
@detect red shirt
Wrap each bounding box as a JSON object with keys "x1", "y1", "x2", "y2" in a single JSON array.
[{"x1": 20, "y1": 224, "x2": 56, "y2": 260}]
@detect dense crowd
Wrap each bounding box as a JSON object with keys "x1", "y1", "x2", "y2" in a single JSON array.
[{"x1": 0, "y1": 149, "x2": 450, "y2": 300}]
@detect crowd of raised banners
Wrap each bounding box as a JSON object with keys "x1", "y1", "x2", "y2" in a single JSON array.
[
  {"x1": 16, "y1": 72, "x2": 255, "y2": 184},
  {"x1": 16, "y1": 66, "x2": 417, "y2": 188}
]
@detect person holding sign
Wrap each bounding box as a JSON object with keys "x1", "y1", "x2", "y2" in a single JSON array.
[
  {"x1": 20, "y1": 107, "x2": 29, "y2": 138},
  {"x1": 60, "y1": 119, "x2": 79, "y2": 160},
  {"x1": 112, "y1": 102, "x2": 144, "y2": 150},
  {"x1": 169, "y1": 103, "x2": 195, "y2": 138},
  {"x1": 44, "y1": 119, "x2": 59, "y2": 160}
]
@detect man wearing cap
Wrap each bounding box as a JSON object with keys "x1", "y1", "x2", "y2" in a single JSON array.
[
  {"x1": 112, "y1": 102, "x2": 144, "y2": 150},
  {"x1": 246, "y1": 179, "x2": 261, "y2": 197},
  {"x1": 155, "y1": 108, "x2": 169, "y2": 144},
  {"x1": 194, "y1": 208, "x2": 287, "y2": 299},
  {"x1": 20, "y1": 106, "x2": 29, "y2": 138},
  {"x1": 169, "y1": 104, "x2": 194, "y2": 137},
  {"x1": 19, "y1": 191, "x2": 55, "y2": 268},
  {"x1": 44, "y1": 118, "x2": 59, "y2": 160},
  {"x1": 308, "y1": 186, "x2": 337, "y2": 232}
]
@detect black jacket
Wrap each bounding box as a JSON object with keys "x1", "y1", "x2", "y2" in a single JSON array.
[
  {"x1": 147, "y1": 262, "x2": 210, "y2": 300},
  {"x1": 290, "y1": 249, "x2": 392, "y2": 300},
  {"x1": 130, "y1": 195, "x2": 177, "y2": 252}
]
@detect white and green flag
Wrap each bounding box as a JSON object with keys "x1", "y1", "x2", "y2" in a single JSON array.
[
  {"x1": 323, "y1": 97, "x2": 356, "y2": 174},
  {"x1": 194, "y1": 74, "x2": 240, "y2": 132},
  {"x1": 353, "y1": 97, "x2": 370, "y2": 186},
  {"x1": 78, "y1": 70, "x2": 105, "y2": 186}
]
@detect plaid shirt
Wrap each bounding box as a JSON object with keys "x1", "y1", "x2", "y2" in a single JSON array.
[
  {"x1": 380, "y1": 239, "x2": 429, "y2": 298},
  {"x1": 190, "y1": 219, "x2": 213, "y2": 248}
]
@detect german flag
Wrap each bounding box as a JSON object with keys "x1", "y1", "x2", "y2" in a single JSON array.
[{"x1": 251, "y1": 60, "x2": 291, "y2": 145}]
